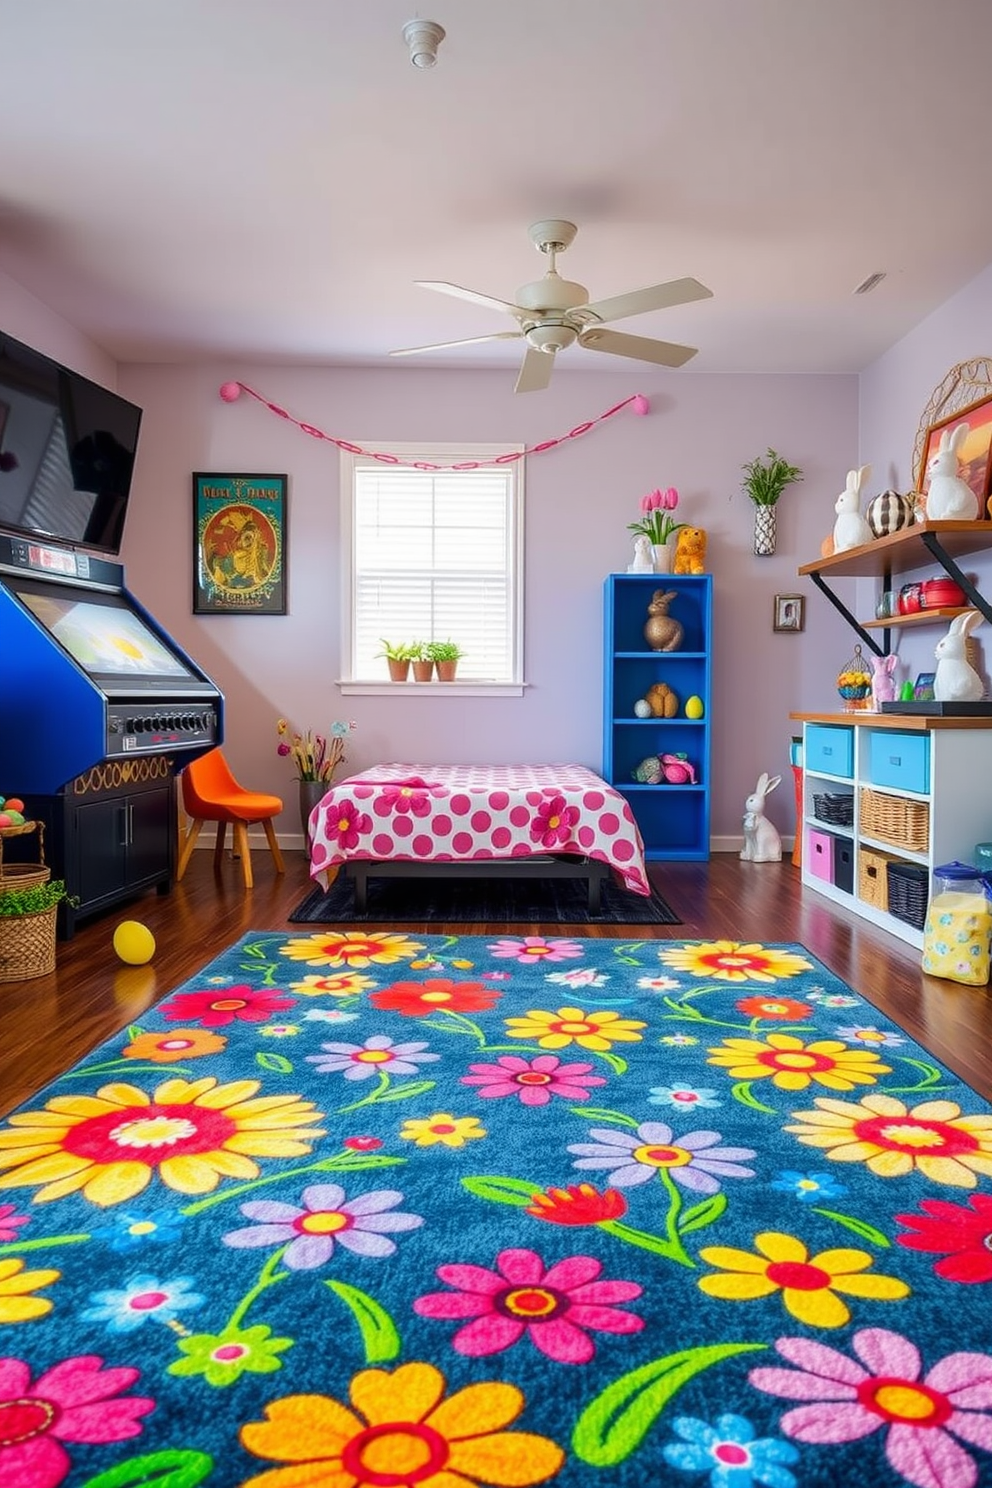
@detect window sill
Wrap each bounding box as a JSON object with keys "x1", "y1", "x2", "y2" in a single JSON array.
[{"x1": 339, "y1": 681, "x2": 526, "y2": 698}]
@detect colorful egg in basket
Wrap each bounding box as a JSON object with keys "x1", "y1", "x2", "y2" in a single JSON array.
[{"x1": 837, "y1": 644, "x2": 872, "y2": 706}]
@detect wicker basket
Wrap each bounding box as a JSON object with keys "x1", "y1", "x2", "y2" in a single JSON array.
[
  {"x1": 859, "y1": 788, "x2": 930, "y2": 852},
  {"x1": 886, "y1": 862, "x2": 930, "y2": 931},
  {"x1": 0, "y1": 904, "x2": 57, "y2": 982},
  {"x1": 813, "y1": 792, "x2": 855, "y2": 828},
  {"x1": 859, "y1": 846, "x2": 898, "y2": 910}
]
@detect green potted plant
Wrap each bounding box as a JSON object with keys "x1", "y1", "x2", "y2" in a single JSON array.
[
  {"x1": 409, "y1": 642, "x2": 435, "y2": 682},
  {"x1": 426, "y1": 639, "x2": 463, "y2": 682},
  {"x1": 741, "y1": 447, "x2": 804, "y2": 555},
  {"x1": 0, "y1": 879, "x2": 75, "y2": 982},
  {"x1": 376, "y1": 639, "x2": 416, "y2": 682}
]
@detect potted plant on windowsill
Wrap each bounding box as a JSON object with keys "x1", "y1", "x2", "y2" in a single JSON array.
[
  {"x1": 377, "y1": 639, "x2": 416, "y2": 682},
  {"x1": 741, "y1": 448, "x2": 804, "y2": 555},
  {"x1": 426, "y1": 640, "x2": 463, "y2": 682},
  {"x1": 410, "y1": 642, "x2": 435, "y2": 682}
]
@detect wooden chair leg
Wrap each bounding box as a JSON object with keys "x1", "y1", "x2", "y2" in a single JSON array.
[
  {"x1": 176, "y1": 817, "x2": 203, "y2": 881},
  {"x1": 213, "y1": 820, "x2": 228, "y2": 873},
  {"x1": 262, "y1": 818, "x2": 285, "y2": 875},
  {"x1": 232, "y1": 821, "x2": 253, "y2": 888}
]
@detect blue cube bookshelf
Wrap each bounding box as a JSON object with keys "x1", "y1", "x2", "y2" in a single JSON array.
[{"x1": 603, "y1": 573, "x2": 713, "y2": 860}]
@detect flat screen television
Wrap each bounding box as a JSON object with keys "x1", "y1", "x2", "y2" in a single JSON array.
[{"x1": 0, "y1": 330, "x2": 142, "y2": 555}]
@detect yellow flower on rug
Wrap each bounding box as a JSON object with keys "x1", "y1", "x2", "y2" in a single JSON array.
[
  {"x1": 286, "y1": 971, "x2": 378, "y2": 997},
  {"x1": 787, "y1": 1093, "x2": 992, "y2": 1187},
  {"x1": 0, "y1": 1257, "x2": 59, "y2": 1323},
  {"x1": 657, "y1": 941, "x2": 814, "y2": 983},
  {"x1": 278, "y1": 931, "x2": 426, "y2": 968},
  {"x1": 504, "y1": 1007, "x2": 646, "y2": 1051},
  {"x1": 240, "y1": 1360, "x2": 563, "y2": 1487},
  {"x1": 401, "y1": 1113, "x2": 487, "y2": 1149},
  {"x1": 707, "y1": 1033, "x2": 890, "y2": 1091},
  {"x1": 0, "y1": 1077, "x2": 325, "y2": 1207},
  {"x1": 697, "y1": 1230, "x2": 909, "y2": 1327}
]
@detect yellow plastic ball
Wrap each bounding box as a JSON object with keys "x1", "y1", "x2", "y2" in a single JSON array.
[{"x1": 113, "y1": 920, "x2": 156, "y2": 965}]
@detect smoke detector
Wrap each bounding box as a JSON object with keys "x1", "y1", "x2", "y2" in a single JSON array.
[{"x1": 402, "y1": 19, "x2": 446, "y2": 68}]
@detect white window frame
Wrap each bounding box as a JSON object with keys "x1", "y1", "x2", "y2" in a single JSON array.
[{"x1": 339, "y1": 442, "x2": 525, "y2": 696}]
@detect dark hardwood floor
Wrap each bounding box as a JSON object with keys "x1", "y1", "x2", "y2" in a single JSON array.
[{"x1": 2, "y1": 849, "x2": 990, "y2": 1119}]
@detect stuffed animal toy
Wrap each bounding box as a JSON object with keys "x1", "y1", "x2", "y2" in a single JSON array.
[
  {"x1": 673, "y1": 526, "x2": 707, "y2": 574},
  {"x1": 632, "y1": 753, "x2": 697, "y2": 785},
  {"x1": 645, "y1": 682, "x2": 679, "y2": 718},
  {"x1": 870, "y1": 652, "x2": 898, "y2": 709}
]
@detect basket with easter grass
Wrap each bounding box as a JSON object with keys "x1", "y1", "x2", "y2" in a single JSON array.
[{"x1": 0, "y1": 879, "x2": 77, "y2": 982}]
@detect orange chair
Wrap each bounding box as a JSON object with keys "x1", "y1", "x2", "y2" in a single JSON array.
[{"x1": 176, "y1": 748, "x2": 285, "y2": 889}]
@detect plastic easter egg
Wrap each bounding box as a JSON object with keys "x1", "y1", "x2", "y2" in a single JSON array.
[
  {"x1": 5, "y1": 811, "x2": 24, "y2": 825},
  {"x1": 113, "y1": 920, "x2": 156, "y2": 966},
  {"x1": 4, "y1": 798, "x2": 23, "y2": 813},
  {"x1": 0, "y1": 814, "x2": 11, "y2": 829},
  {"x1": 685, "y1": 695, "x2": 705, "y2": 720},
  {"x1": 633, "y1": 699, "x2": 652, "y2": 718}
]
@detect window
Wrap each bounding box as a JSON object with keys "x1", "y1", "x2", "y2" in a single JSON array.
[{"x1": 340, "y1": 444, "x2": 524, "y2": 692}]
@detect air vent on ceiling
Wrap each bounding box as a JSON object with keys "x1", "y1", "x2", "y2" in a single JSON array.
[{"x1": 853, "y1": 271, "x2": 887, "y2": 295}]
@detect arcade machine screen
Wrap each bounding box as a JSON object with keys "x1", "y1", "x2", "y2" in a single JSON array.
[{"x1": 14, "y1": 582, "x2": 200, "y2": 685}]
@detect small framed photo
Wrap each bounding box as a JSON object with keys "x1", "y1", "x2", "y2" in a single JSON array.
[
  {"x1": 913, "y1": 671, "x2": 936, "y2": 701},
  {"x1": 773, "y1": 594, "x2": 805, "y2": 633},
  {"x1": 193, "y1": 472, "x2": 287, "y2": 615}
]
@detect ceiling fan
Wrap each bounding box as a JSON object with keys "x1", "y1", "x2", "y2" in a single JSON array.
[{"x1": 390, "y1": 219, "x2": 712, "y2": 393}]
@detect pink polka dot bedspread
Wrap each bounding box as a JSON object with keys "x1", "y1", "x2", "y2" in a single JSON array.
[{"x1": 307, "y1": 763, "x2": 650, "y2": 895}]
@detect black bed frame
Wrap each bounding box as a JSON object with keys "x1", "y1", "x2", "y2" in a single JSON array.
[{"x1": 343, "y1": 853, "x2": 611, "y2": 914}]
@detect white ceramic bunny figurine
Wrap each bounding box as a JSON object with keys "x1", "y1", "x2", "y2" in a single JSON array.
[
  {"x1": 925, "y1": 424, "x2": 980, "y2": 520},
  {"x1": 870, "y1": 652, "x2": 898, "y2": 709},
  {"x1": 934, "y1": 610, "x2": 986, "y2": 701},
  {"x1": 832, "y1": 465, "x2": 873, "y2": 553},
  {"x1": 740, "y1": 772, "x2": 782, "y2": 862},
  {"x1": 627, "y1": 534, "x2": 655, "y2": 573}
]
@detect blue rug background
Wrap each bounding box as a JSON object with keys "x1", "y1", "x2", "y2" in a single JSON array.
[{"x1": 1, "y1": 931, "x2": 991, "y2": 1488}]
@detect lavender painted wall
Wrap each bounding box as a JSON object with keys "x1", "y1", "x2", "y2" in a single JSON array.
[
  {"x1": 860, "y1": 262, "x2": 992, "y2": 694},
  {"x1": 117, "y1": 362, "x2": 857, "y2": 844},
  {"x1": 0, "y1": 267, "x2": 116, "y2": 386}
]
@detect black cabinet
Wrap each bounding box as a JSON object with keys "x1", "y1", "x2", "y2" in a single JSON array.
[{"x1": 26, "y1": 756, "x2": 175, "y2": 937}]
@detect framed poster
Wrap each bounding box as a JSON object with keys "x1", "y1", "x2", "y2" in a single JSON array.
[{"x1": 193, "y1": 473, "x2": 287, "y2": 615}]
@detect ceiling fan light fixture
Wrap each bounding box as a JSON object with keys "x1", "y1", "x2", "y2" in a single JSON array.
[
  {"x1": 402, "y1": 19, "x2": 446, "y2": 68},
  {"x1": 526, "y1": 323, "x2": 578, "y2": 354}
]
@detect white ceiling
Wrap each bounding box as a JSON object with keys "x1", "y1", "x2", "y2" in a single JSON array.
[{"x1": 3, "y1": 0, "x2": 992, "y2": 378}]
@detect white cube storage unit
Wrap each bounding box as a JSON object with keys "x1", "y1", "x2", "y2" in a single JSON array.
[{"x1": 791, "y1": 713, "x2": 992, "y2": 948}]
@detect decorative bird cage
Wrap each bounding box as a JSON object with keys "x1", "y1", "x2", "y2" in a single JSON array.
[{"x1": 836, "y1": 644, "x2": 872, "y2": 712}]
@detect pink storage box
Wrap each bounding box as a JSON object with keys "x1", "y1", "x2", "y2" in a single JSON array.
[{"x1": 808, "y1": 829, "x2": 835, "y2": 882}]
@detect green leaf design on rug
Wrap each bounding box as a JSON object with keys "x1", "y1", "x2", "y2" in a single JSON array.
[
  {"x1": 326, "y1": 1279, "x2": 401, "y2": 1362},
  {"x1": 79, "y1": 1450, "x2": 214, "y2": 1488},
  {"x1": 573, "y1": 1343, "x2": 767, "y2": 1466}
]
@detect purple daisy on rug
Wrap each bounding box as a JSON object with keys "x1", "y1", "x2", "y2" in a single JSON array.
[
  {"x1": 569, "y1": 1122, "x2": 756, "y2": 1195},
  {"x1": 749, "y1": 1327, "x2": 992, "y2": 1488},
  {"x1": 414, "y1": 1246, "x2": 642, "y2": 1363},
  {"x1": 222, "y1": 1184, "x2": 423, "y2": 1268},
  {"x1": 460, "y1": 1054, "x2": 606, "y2": 1106},
  {"x1": 305, "y1": 1035, "x2": 439, "y2": 1080},
  {"x1": 487, "y1": 936, "x2": 585, "y2": 964}
]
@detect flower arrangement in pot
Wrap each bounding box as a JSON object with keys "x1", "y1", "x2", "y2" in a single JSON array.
[
  {"x1": 426, "y1": 639, "x2": 463, "y2": 681},
  {"x1": 740, "y1": 448, "x2": 804, "y2": 555},
  {"x1": 276, "y1": 718, "x2": 357, "y2": 845},
  {"x1": 627, "y1": 487, "x2": 685, "y2": 571}
]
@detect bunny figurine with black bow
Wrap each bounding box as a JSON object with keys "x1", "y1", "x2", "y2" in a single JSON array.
[{"x1": 740, "y1": 772, "x2": 782, "y2": 862}]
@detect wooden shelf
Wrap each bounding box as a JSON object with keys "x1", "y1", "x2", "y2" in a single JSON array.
[
  {"x1": 799, "y1": 521, "x2": 992, "y2": 580},
  {"x1": 861, "y1": 607, "x2": 971, "y2": 630}
]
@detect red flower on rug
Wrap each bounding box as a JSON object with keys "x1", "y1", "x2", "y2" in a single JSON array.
[
  {"x1": 370, "y1": 979, "x2": 503, "y2": 1015},
  {"x1": 735, "y1": 996, "x2": 813, "y2": 1021},
  {"x1": 162, "y1": 987, "x2": 295, "y2": 1027},
  {"x1": 895, "y1": 1193, "x2": 992, "y2": 1283},
  {"x1": 526, "y1": 1184, "x2": 628, "y2": 1226}
]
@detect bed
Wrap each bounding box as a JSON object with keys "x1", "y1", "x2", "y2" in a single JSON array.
[{"x1": 306, "y1": 763, "x2": 650, "y2": 912}]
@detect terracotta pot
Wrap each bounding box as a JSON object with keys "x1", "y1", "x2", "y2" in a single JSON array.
[
  {"x1": 435, "y1": 660, "x2": 458, "y2": 682},
  {"x1": 386, "y1": 658, "x2": 410, "y2": 682},
  {"x1": 412, "y1": 659, "x2": 435, "y2": 681}
]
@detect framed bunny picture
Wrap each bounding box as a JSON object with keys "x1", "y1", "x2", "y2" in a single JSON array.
[{"x1": 917, "y1": 392, "x2": 992, "y2": 515}]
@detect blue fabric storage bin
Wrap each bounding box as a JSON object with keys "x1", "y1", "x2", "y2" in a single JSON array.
[
  {"x1": 806, "y1": 724, "x2": 853, "y2": 779},
  {"x1": 869, "y1": 731, "x2": 930, "y2": 794}
]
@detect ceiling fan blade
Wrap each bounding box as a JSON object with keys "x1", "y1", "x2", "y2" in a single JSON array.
[
  {"x1": 416, "y1": 280, "x2": 523, "y2": 317},
  {"x1": 390, "y1": 331, "x2": 524, "y2": 357},
  {"x1": 579, "y1": 327, "x2": 699, "y2": 368},
  {"x1": 582, "y1": 276, "x2": 713, "y2": 324},
  {"x1": 514, "y1": 346, "x2": 555, "y2": 393}
]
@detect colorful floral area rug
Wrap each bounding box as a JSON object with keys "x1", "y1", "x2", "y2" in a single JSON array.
[{"x1": 2, "y1": 933, "x2": 992, "y2": 1488}]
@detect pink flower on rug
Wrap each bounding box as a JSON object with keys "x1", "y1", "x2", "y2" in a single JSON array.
[
  {"x1": 0, "y1": 1354, "x2": 154, "y2": 1487},
  {"x1": 414, "y1": 1247, "x2": 643, "y2": 1363},
  {"x1": 162, "y1": 985, "x2": 295, "y2": 1027},
  {"x1": 530, "y1": 795, "x2": 579, "y2": 849},
  {"x1": 0, "y1": 1203, "x2": 29, "y2": 1241},
  {"x1": 488, "y1": 936, "x2": 584, "y2": 964},
  {"x1": 460, "y1": 1055, "x2": 606, "y2": 1106},
  {"x1": 329, "y1": 798, "x2": 370, "y2": 850},
  {"x1": 749, "y1": 1327, "x2": 992, "y2": 1488},
  {"x1": 895, "y1": 1194, "x2": 992, "y2": 1284}
]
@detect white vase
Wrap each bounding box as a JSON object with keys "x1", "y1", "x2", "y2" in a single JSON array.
[
  {"x1": 753, "y1": 507, "x2": 777, "y2": 556},
  {"x1": 653, "y1": 541, "x2": 674, "y2": 573}
]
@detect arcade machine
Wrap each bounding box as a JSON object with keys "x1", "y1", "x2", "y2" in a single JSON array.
[{"x1": 0, "y1": 330, "x2": 223, "y2": 935}]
